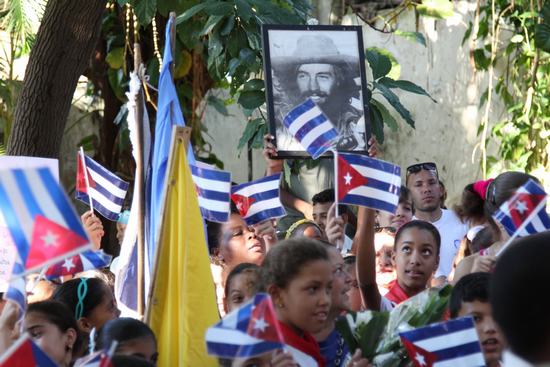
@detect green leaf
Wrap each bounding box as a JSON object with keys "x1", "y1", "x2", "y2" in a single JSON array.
[
  {"x1": 510, "y1": 34, "x2": 524, "y2": 43},
  {"x1": 227, "y1": 28, "x2": 248, "y2": 58},
  {"x1": 235, "y1": 0, "x2": 254, "y2": 22},
  {"x1": 204, "y1": 2, "x2": 234, "y2": 16},
  {"x1": 369, "y1": 103, "x2": 385, "y2": 144},
  {"x1": 374, "y1": 82, "x2": 415, "y2": 128},
  {"x1": 207, "y1": 95, "x2": 229, "y2": 116},
  {"x1": 395, "y1": 30, "x2": 426, "y2": 46},
  {"x1": 130, "y1": 0, "x2": 157, "y2": 26},
  {"x1": 541, "y1": 1, "x2": 550, "y2": 22},
  {"x1": 238, "y1": 90, "x2": 265, "y2": 109},
  {"x1": 200, "y1": 15, "x2": 225, "y2": 36},
  {"x1": 239, "y1": 48, "x2": 256, "y2": 66},
  {"x1": 176, "y1": 3, "x2": 208, "y2": 24},
  {"x1": 366, "y1": 49, "x2": 392, "y2": 80},
  {"x1": 416, "y1": 0, "x2": 454, "y2": 19},
  {"x1": 243, "y1": 78, "x2": 265, "y2": 91},
  {"x1": 371, "y1": 99, "x2": 398, "y2": 131},
  {"x1": 461, "y1": 21, "x2": 473, "y2": 46},
  {"x1": 473, "y1": 49, "x2": 491, "y2": 70},
  {"x1": 535, "y1": 23, "x2": 550, "y2": 52},
  {"x1": 227, "y1": 58, "x2": 241, "y2": 76},
  {"x1": 106, "y1": 47, "x2": 125, "y2": 69},
  {"x1": 378, "y1": 77, "x2": 437, "y2": 103},
  {"x1": 220, "y1": 15, "x2": 235, "y2": 36},
  {"x1": 237, "y1": 118, "x2": 263, "y2": 151},
  {"x1": 208, "y1": 31, "x2": 223, "y2": 58}
]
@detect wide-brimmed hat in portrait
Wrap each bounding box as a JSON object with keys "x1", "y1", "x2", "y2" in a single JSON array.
[{"x1": 271, "y1": 34, "x2": 359, "y2": 74}]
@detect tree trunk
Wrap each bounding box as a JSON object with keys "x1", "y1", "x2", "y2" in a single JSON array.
[{"x1": 7, "y1": 0, "x2": 107, "y2": 157}]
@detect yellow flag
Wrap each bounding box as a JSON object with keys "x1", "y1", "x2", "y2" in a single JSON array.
[{"x1": 146, "y1": 126, "x2": 219, "y2": 366}]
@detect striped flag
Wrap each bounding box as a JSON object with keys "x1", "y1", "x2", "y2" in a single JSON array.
[
  {"x1": 206, "y1": 293, "x2": 284, "y2": 358},
  {"x1": 76, "y1": 152, "x2": 129, "y2": 221},
  {"x1": 282, "y1": 98, "x2": 339, "y2": 159},
  {"x1": 45, "y1": 250, "x2": 112, "y2": 280},
  {"x1": 399, "y1": 316, "x2": 485, "y2": 367},
  {"x1": 0, "y1": 334, "x2": 58, "y2": 367},
  {"x1": 336, "y1": 152, "x2": 401, "y2": 214},
  {"x1": 230, "y1": 174, "x2": 285, "y2": 226},
  {"x1": 191, "y1": 163, "x2": 231, "y2": 223},
  {"x1": 0, "y1": 167, "x2": 91, "y2": 275},
  {"x1": 492, "y1": 178, "x2": 550, "y2": 237}
]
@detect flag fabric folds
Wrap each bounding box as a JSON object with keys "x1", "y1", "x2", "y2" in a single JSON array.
[
  {"x1": 282, "y1": 98, "x2": 339, "y2": 159},
  {"x1": 0, "y1": 167, "x2": 91, "y2": 275},
  {"x1": 191, "y1": 163, "x2": 231, "y2": 223},
  {"x1": 399, "y1": 316, "x2": 485, "y2": 367},
  {"x1": 336, "y1": 152, "x2": 401, "y2": 214},
  {"x1": 492, "y1": 178, "x2": 550, "y2": 237},
  {"x1": 146, "y1": 126, "x2": 218, "y2": 366},
  {"x1": 206, "y1": 293, "x2": 284, "y2": 358},
  {"x1": 76, "y1": 152, "x2": 129, "y2": 221},
  {"x1": 0, "y1": 334, "x2": 58, "y2": 367},
  {"x1": 45, "y1": 250, "x2": 112, "y2": 280},
  {"x1": 231, "y1": 174, "x2": 286, "y2": 226}
]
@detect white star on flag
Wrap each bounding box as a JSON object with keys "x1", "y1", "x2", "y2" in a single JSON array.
[
  {"x1": 415, "y1": 352, "x2": 427, "y2": 366},
  {"x1": 62, "y1": 258, "x2": 76, "y2": 272},
  {"x1": 515, "y1": 200, "x2": 528, "y2": 215},
  {"x1": 252, "y1": 317, "x2": 268, "y2": 332},
  {"x1": 41, "y1": 231, "x2": 59, "y2": 247},
  {"x1": 344, "y1": 172, "x2": 352, "y2": 185}
]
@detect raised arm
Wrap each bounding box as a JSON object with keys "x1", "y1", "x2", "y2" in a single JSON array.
[{"x1": 355, "y1": 206, "x2": 381, "y2": 311}]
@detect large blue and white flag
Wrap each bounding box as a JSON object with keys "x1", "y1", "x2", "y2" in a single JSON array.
[
  {"x1": 282, "y1": 98, "x2": 339, "y2": 159},
  {"x1": 0, "y1": 167, "x2": 91, "y2": 275},
  {"x1": 399, "y1": 316, "x2": 485, "y2": 367},
  {"x1": 492, "y1": 178, "x2": 550, "y2": 237},
  {"x1": 191, "y1": 163, "x2": 231, "y2": 223},
  {"x1": 76, "y1": 152, "x2": 129, "y2": 221},
  {"x1": 230, "y1": 174, "x2": 285, "y2": 226},
  {"x1": 336, "y1": 152, "x2": 401, "y2": 214}
]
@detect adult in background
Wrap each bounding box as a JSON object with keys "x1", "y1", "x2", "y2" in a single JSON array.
[{"x1": 406, "y1": 162, "x2": 468, "y2": 285}]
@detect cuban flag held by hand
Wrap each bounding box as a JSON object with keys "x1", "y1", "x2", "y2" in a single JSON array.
[
  {"x1": 76, "y1": 152, "x2": 129, "y2": 221},
  {"x1": 337, "y1": 152, "x2": 401, "y2": 214},
  {"x1": 283, "y1": 98, "x2": 339, "y2": 159},
  {"x1": 206, "y1": 293, "x2": 284, "y2": 359},
  {"x1": 492, "y1": 178, "x2": 550, "y2": 237},
  {"x1": 399, "y1": 316, "x2": 485, "y2": 367},
  {"x1": 45, "y1": 250, "x2": 112, "y2": 280},
  {"x1": 0, "y1": 167, "x2": 91, "y2": 275},
  {"x1": 231, "y1": 174, "x2": 285, "y2": 226},
  {"x1": 0, "y1": 334, "x2": 58, "y2": 367},
  {"x1": 191, "y1": 162, "x2": 231, "y2": 223}
]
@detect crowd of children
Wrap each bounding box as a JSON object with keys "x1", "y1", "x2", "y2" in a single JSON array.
[{"x1": 0, "y1": 133, "x2": 548, "y2": 367}]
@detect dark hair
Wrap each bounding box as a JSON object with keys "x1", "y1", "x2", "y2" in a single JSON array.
[
  {"x1": 399, "y1": 186, "x2": 412, "y2": 205},
  {"x1": 286, "y1": 220, "x2": 323, "y2": 239},
  {"x1": 224, "y1": 263, "x2": 262, "y2": 299},
  {"x1": 261, "y1": 238, "x2": 329, "y2": 289},
  {"x1": 490, "y1": 231, "x2": 550, "y2": 362},
  {"x1": 470, "y1": 226, "x2": 496, "y2": 253},
  {"x1": 52, "y1": 277, "x2": 110, "y2": 320},
  {"x1": 454, "y1": 183, "x2": 485, "y2": 223},
  {"x1": 111, "y1": 355, "x2": 155, "y2": 367},
  {"x1": 449, "y1": 272, "x2": 491, "y2": 318},
  {"x1": 97, "y1": 317, "x2": 156, "y2": 351},
  {"x1": 485, "y1": 172, "x2": 538, "y2": 215},
  {"x1": 343, "y1": 255, "x2": 356, "y2": 266},
  {"x1": 311, "y1": 188, "x2": 348, "y2": 215},
  {"x1": 206, "y1": 201, "x2": 242, "y2": 255},
  {"x1": 26, "y1": 300, "x2": 83, "y2": 354},
  {"x1": 394, "y1": 220, "x2": 441, "y2": 255}
]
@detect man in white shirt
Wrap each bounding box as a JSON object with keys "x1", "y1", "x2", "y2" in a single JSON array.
[{"x1": 406, "y1": 162, "x2": 468, "y2": 285}]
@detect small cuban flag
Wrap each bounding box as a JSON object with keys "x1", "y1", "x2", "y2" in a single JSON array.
[
  {"x1": 45, "y1": 250, "x2": 112, "y2": 280},
  {"x1": 399, "y1": 316, "x2": 485, "y2": 367},
  {"x1": 0, "y1": 167, "x2": 92, "y2": 275},
  {"x1": 0, "y1": 334, "x2": 58, "y2": 367},
  {"x1": 492, "y1": 178, "x2": 550, "y2": 237},
  {"x1": 190, "y1": 162, "x2": 231, "y2": 223},
  {"x1": 76, "y1": 150, "x2": 129, "y2": 221},
  {"x1": 282, "y1": 98, "x2": 339, "y2": 159},
  {"x1": 231, "y1": 174, "x2": 286, "y2": 226},
  {"x1": 336, "y1": 152, "x2": 401, "y2": 214}
]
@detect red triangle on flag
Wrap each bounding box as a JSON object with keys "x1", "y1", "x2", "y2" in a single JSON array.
[
  {"x1": 401, "y1": 337, "x2": 438, "y2": 367},
  {"x1": 508, "y1": 192, "x2": 545, "y2": 228},
  {"x1": 76, "y1": 154, "x2": 96, "y2": 194},
  {"x1": 231, "y1": 194, "x2": 256, "y2": 217},
  {"x1": 26, "y1": 215, "x2": 89, "y2": 270},
  {"x1": 337, "y1": 155, "x2": 368, "y2": 201},
  {"x1": 246, "y1": 297, "x2": 284, "y2": 344},
  {"x1": 0, "y1": 338, "x2": 35, "y2": 367}
]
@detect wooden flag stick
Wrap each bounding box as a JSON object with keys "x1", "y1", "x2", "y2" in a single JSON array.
[
  {"x1": 79, "y1": 146, "x2": 95, "y2": 214},
  {"x1": 333, "y1": 150, "x2": 339, "y2": 218}
]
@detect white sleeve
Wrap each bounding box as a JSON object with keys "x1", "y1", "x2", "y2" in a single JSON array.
[{"x1": 380, "y1": 296, "x2": 395, "y2": 312}]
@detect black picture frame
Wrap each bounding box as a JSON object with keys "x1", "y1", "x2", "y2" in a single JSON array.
[{"x1": 262, "y1": 24, "x2": 371, "y2": 159}]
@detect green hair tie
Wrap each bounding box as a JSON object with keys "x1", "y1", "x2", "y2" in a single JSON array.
[{"x1": 75, "y1": 278, "x2": 88, "y2": 320}]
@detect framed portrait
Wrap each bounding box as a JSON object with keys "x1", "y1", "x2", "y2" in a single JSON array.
[{"x1": 262, "y1": 24, "x2": 371, "y2": 159}]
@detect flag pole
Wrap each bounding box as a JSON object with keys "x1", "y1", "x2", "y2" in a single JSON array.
[
  {"x1": 79, "y1": 147, "x2": 95, "y2": 214},
  {"x1": 333, "y1": 150, "x2": 339, "y2": 218},
  {"x1": 495, "y1": 199, "x2": 548, "y2": 257},
  {"x1": 133, "y1": 42, "x2": 146, "y2": 318}
]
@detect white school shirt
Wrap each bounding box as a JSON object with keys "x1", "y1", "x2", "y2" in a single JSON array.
[{"x1": 414, "y1": 209, "x2": 468, "y2": 279}]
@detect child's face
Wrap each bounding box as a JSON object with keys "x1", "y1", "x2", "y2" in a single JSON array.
[
  {"x1": 225, "y1": 272, "x2": 258, "y2": 313},
  {"x1": 457, "y1": 300, "x2": 505, "y2": 366},
  {"x1": 344, "y1": 263, "x2": 363, "y2": 312},
  {"x1": 276, "y1": 259, "x2": 332, "y2": 334},
  {"x1": 392, "y1": 227, "x2": 439, "y2": 294},
  {"x1": 84, "y1": 284, "x2": 120, "y2": 331},
  {"x1": 220, "y1": 214, "x2": 266, "y2": 267},
  {"x1": 377, "y1": 201, "x2": 413, "y2": 230},
  {"x1": 328, "y1": 249, "x2": 352, "y2": 313},
  {"x1": 116, "y1": 336, "x2": 159, "y2": 365}
]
